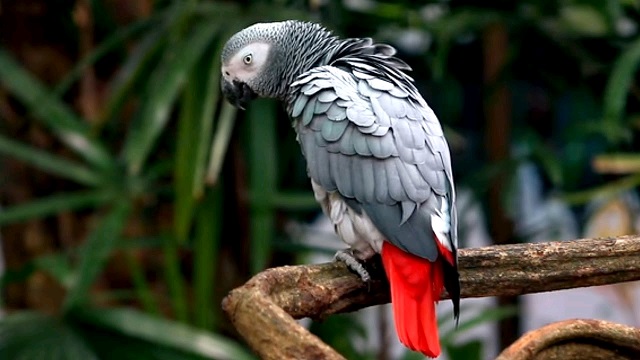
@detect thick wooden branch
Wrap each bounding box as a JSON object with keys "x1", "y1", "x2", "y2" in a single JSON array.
[
  {"x1": 222, "y1": 236, "x2": 640, "y2": 360},
  {"x1": 497, "y1": 319, "x2": 640, "y2": 360}
]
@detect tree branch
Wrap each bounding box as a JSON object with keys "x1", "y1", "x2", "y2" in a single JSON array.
[
  {"x1": 497, "y1": 319, "x2": 640, "y2": 360},
  {"x1": 222, "y1": 236, "x2": 640, "y2": 360}
]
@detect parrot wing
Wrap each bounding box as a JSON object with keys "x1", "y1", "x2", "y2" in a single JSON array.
[{"x1": 289, "y1": 63, "x2": 457, "y2": 262}]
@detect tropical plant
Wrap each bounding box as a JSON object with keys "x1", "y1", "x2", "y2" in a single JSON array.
[
  {"x1": 1, "y1": 0, "x2": 640, "y2": 359},
  {"x1": 0, "y1": 1, "x2": 307, "y2": 358}
]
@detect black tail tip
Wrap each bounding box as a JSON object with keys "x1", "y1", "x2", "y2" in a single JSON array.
[{"x1": 442, "y1": 260, "x2": 460, "y2": 326}]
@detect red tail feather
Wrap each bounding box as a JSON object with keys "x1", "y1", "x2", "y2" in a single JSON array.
[{"x1": 381, "y1": 241, "x2": 447, "y2": 358}]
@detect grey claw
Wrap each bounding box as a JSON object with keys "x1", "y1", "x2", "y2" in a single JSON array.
[{"x1": 334, "y1": 249, "x2": 371, "y2": 282}]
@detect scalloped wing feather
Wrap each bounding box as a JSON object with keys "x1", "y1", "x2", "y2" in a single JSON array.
[{"x1": 289, "y1": 64, "x2": 457, "y2": 261}]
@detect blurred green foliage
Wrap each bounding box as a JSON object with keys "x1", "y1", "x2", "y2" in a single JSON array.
[
  {"x1": 0, "y1": 0, "x2": 639, "y2": 359},
  {"x1": 0, "y1": 1, "x2": 297, "y2": 358}
]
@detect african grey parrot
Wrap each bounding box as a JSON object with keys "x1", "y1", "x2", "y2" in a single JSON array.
[{"x1": 220, "y1": 20, "x2": 459, "y2": 358}]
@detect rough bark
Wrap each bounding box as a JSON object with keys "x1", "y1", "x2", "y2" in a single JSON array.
[
  {"x1": 222, "y1": 236, "x2": 640, "y2": 360},
  {"x1": 496, "y1": 319, "x2": 640, "y2": 360}
]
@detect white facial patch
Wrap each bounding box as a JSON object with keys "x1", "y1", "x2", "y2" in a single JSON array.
[{"x1": 221, "y1": 42, "x2": 271, "y2": 84}]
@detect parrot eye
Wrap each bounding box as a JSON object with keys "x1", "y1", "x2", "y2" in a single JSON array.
[{"x1": 243, "y1": 54, "x2": 253, "y2": 65}]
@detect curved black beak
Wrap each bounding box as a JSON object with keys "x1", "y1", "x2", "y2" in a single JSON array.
[{"x1": 221, "y1": 78, "x2": 257, "y2": 110}]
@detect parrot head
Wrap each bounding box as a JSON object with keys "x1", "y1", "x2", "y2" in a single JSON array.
[
  {"x1": 220, "y1": 22, "x2": 285, "y2": 109},
  {"x1": 220, "y1": 21, "x2": 337, "y2": 108}
]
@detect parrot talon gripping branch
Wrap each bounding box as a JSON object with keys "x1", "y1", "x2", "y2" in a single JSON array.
[
  {"x1": 221, "y1": 20, "x2": 460, "y2": 357},
  {"x1": 334, "y1": 249, "x2": 371, "y2": 282}
]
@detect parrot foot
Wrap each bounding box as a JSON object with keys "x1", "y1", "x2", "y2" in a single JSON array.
[{"x1": 334, "y1": 250, "x2": 371, "y2": 283}]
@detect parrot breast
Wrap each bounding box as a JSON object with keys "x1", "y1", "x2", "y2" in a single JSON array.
[{"x1": 311, "y1": 180, "x2": 384, "y2": 260}]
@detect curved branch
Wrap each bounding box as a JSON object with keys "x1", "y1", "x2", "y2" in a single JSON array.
[
  {"x1": 496, "y1": 319, "x2": 640, "y2": 360},
  {"x1": 222, "y1": 236, "x2": 640, "y2": 360}
]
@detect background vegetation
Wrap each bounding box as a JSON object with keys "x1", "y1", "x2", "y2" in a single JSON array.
[{"x1": 1, "y1": 0, "x2": 639, "y2": 359}]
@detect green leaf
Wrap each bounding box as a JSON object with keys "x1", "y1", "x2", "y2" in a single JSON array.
[
  {"x1": 205, "y1": 102, "x2": 237, "y2": 186},
  {"x1": 192, "y1": 186, "x2": 223, "y2": 329},
  {"x1": 444, "y1": 339, "x2": 483, "y2": 360},
  {"x1": 122, "y1": 21, "x2": 220, "y2": 175},
  {"x1": 602, "y1": 36, "x2": 640, "y2": 143},
  {"x1": 72, "y1": 307, "x2": 255, "y2": 360},
  {"x1": 193, "y1": 2, "x2": 240, "y2": 16},
  {"x1": 561, "y1": 172, "x2": 640, "y2": 205},
  {"x1": 0, "y1": 134, "x2": 101, "y2": 186},
  {"x1": 126, "y1": 250, "x2": 160, "y2": 315},
  {"x1": 560, "y1": 4, "x2": 610, "y2": 36},
  {"x1": 53, "y1": 16, "x2": 155, "y2": 97},
  {"x1": 520, "y1": 131, "x2": 564, "y2": 187},
  {"x1": 63, "y1": 200, "x2": 132, "y2": 312},
  {"x1": 0, "y1": 48, "x2": 113, "y2": 169},
  {"x1": 268, "y1": 191, "x2": 319, "y2": 210},
  {"x1": 0, "y1": 262, "x2": 36, "y2": 289},
  {"x1": 163, "y1": 234, "x2": 189, "y2": 322},
  {"x1": 117, "y1": 235, "x2": 165, "y2": 250},
  {"x1": 0, "y1": 190, "x2": 113, "y2": 226},
  {"x1": 34, "y1": 253, "x2": 75, "y2": 289},
  {"x1": 195, "y1": 34, "x2": 233, "y2": 195},
  {"x1": 0, "y1": 311, "x2": 98, "y2": 360},
  {"x1": 173, "y1": 101, "x2": 199, "y2": 243},
  {"x1": 100, "y1": 20, "x2": 168, "y2": 127},
  {"x1": 174, "y1": 38, "x2": 221, "y2": 244},
  {"x1": 309, "y1": 314, "x2": 369, "y2": 360},
  {"x1": 400, "y1": 349, "x2": 428, "y2": 360},
  {"x1": 247, "y1": 99, "x2": 278, "y2": 273},
  {"x1": 77, "y1": 321, "x2": 208, "y2": 360},
  {"x1": 440, "y1": 305, "x2": 518, "y2": 345},
  {"x1": 593, "y1": 152, "x2": 640, "y2": 174}
]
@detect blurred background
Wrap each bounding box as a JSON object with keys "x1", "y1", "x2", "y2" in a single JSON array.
[{"x1": 1, "y1": 0, "x2": 640, "y2": 359}]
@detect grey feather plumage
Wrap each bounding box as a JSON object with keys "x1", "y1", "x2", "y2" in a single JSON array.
[
  {"x1": 290, "y1": 60, "x2": 457, "y2": 263},
  {"x1": 222, "y1": 20, "x2": 459, "y2": 317}
]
